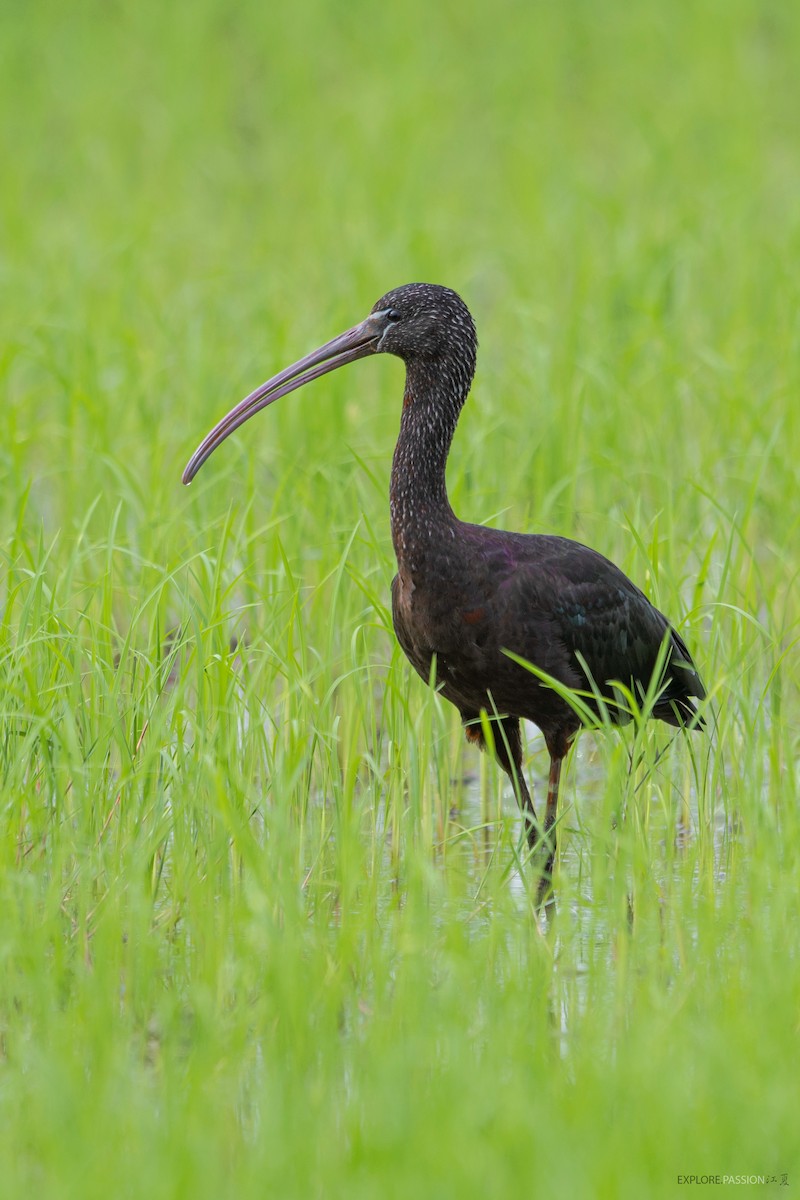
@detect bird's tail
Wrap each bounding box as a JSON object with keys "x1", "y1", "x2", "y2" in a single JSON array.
[
  {"x1": 655, "y1": 695, "x2": 705, "y2": 730},
  {"x1": 655, "y1": 627, "x2": 707, "y2": 730}
]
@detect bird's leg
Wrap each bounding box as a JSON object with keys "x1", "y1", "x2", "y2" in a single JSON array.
[
  {"x1": 465, "y1": 714, "x2": 560, "y2": 910},
  {"x1": 514, "y1": 772, "x2": 538, "y2": 850},
  {"x1": 538, "y1": 754, "x2": 563, "y2": 884},
  {"x1": 506, "y1": 725, "x2": 560, "y2": 911},
  {"x1": 545, "y1": 755, "x2": 562, "y2": 838},
  {"x1": 493, "y1": 715, "x2": 538, "y2": 848},
  {"x1": 540, "y1": 731, "x2": 575, "y2": 881},
  {"x1": 464, "y1": 714, "x2": 538, "y2": 846}
]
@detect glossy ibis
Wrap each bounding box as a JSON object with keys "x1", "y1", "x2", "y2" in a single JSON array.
[{"x1": 183, "y1": 283, "x2": 706, "y2": 883}]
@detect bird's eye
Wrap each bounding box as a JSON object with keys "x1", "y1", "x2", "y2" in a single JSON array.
[{"x1": 387, "y1": 308, "x2": 401, "y2": 322}]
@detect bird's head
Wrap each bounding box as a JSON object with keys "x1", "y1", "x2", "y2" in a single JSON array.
[
  {"x1": 182, "y1": 282, "x2": 476, "y2": 484},
  {"x1": 369, "y1": 283, "x2": 477, "y2": 366}
]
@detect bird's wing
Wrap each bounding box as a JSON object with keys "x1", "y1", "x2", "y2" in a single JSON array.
[{"x1": 487, "y1": 534, "x2": 706, "y2": 724}]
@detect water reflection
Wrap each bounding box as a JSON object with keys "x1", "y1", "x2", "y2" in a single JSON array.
[{"x1": 439, "y1": 725, "x2": 733, "y2": 1050}]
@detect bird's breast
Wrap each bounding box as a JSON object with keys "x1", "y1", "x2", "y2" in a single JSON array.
[{"x1": 392, "y1": 565, "x2": 494, "y2": 688}]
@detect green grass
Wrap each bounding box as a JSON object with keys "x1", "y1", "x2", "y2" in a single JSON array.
[{"x1": 1, "y1": 0, "x2": 799, "y2": 1195}]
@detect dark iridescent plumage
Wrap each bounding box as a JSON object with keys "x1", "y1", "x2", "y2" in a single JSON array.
[{"x1": 183, "y1": 282, "x2": 706, "y2": 884}]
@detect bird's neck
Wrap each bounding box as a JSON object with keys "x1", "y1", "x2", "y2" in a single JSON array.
[{"x1": 389, "y1": 362, "x2": 467, "y2": 574}]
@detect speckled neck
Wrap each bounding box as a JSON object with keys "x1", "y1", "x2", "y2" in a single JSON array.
[{"x1": 389, "y1": 356, "x2": 473, "y2": 574}]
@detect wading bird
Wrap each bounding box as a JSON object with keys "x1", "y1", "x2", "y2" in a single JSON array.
[{"x1": 183, "y1": 283, "x2": 705, "y2": 884}]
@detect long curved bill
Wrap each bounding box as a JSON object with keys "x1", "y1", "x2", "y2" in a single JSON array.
[{"x1": 182, "y1": 312, "x2": 386, "y2": 484}]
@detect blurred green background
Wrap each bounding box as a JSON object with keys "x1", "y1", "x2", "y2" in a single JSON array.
[{"x1": 1, "y1": 1, "x2": 798, "y2": 1196}]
